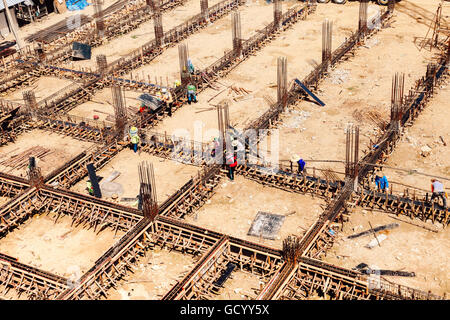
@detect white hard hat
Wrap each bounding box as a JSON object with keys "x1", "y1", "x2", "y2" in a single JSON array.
[{"x1": 162, "y1": 88, "x2": 167, "y2": 93}]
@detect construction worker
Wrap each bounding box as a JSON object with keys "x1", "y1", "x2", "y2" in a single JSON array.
[
  {"x1": 187, "y1": 83, "x2": 197, "y2": 104},
  {"x1": 162, "y1": 87, "x2": 173, "y2": 116},
  {"x1": 431, "y1": 179, "x2": 447, "y2": 208},
  {"x1": 174, "y1": 79, "x2": 181, "y2": 88},
  {"x1": 375, "y1": 174, "x2": 389, "y2": 192},
  {"x1": 129, "y1": 126, "x2": 140, "y2": 153},
  {"x1": 187, "y1": 59, "x2": 195, "y2": 74},
  {"x1": 86, "y1": 180, "x2": 94, "y2": 196},
  {"x1": 291, "y1": 155, "x2": 306, "y2": 174},
  {"x1": 226, "y1": 151, "x2": 237, "y2": 181}
]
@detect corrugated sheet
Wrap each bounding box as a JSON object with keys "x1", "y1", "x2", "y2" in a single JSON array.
[{"x1": 0, "y1": 0, "x2": 28, "y2": 11}]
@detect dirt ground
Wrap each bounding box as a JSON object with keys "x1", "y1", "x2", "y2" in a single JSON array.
[
  {"x1": 62, "y1": 0, "x2": 224, "y2": 71},
  {"x1": 107, "y1": 247, "x2": 196, "y2": 300},
  {"x1": 124, "y1": 1, "x2": 297, "y2": 85},
  {"x1": 266, "y1": 0, "x2": 443, "y2": 172},
  {"x1": 0, "y1": 196, "x2": 9, "y2": 207},
  {"x1": 71, "y1": 150, "x2": 199, "y2": 205},
  {"x1": 0, "y1": 129, "x2": 93, "y2": 178},
  {"x1": 324, "y1": 207, "x2": 450, "y2": 297},
  {"x1": 185, "y1": 175, "x2": 325, "y2": 249},
  {"x1": 0, "y1": 76, "x2": 74, "y2": 102},
  {"x1": 0, "y1": 214, "x2": 124, "y2": 278},
  {"x1": 67, "y1": 87, "x2": 143, "y2": 122},
  {"x1": 214, "y1": 270, "x2": 262, "y2": 300},
  {"x1": 379, "y1": 86, "x2": 450, "y2": 193},
  {"x1": 153, "y1": 2, "x2": 361, "y2": 142}
]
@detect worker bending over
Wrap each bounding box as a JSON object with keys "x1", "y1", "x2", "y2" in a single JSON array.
[
  {"x1": 375, "y1": 174, "x2": 389, "y2": 192},
  {"x1": 129, "y1": 126, "x2": 140, "y2": 153},
  {"x1": 431, "y1": 179, "x2": 447, "y2": 208}
]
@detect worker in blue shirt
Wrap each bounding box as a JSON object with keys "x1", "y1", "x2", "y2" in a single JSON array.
[{"x1": 375, "y1": 174, "x2": 389, "y2": 192}]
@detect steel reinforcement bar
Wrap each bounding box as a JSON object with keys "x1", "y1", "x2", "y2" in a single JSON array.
[
  {"x1": 0, "y1": 172, "x2": 30, "y2": 198},
  {"x1": 0, "y1": 253, "x2": 69, "y2": 300},
  {"x1": 45, "y1": 142, "x2": 121, "y2": 189},
  {"x1": 0, "y1": 187, "x2": 37, "y2": 238},
  {"x1": 245, "y1": 8, "x2": 393, "y2": 133},
  {"x1": 36, "y1": 186, "x2": 142, "y2": 234}
]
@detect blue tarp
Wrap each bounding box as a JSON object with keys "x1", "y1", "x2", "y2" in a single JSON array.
[{"x1": 66, "y1": 0, "x2": 89, "y2": 11}]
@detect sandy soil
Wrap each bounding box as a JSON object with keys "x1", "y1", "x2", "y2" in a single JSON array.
[
  {"x1": 213, "y1": 269, "x2": 262, "y2": 300},
  {"x1": 67, "y1": 87, "x2": 143, "y2": 122},
  {"x1": 185, "y1": 175, "x2": 325, "y2": 249},
  {"x1": 0, "y1": 196, "x2": 9, "y2": 207},
  {"x1": 0, "y1": 76, "x2": 74, "y2": 101},
  {"x1": 71, "y1": 150, "x2": 199, "y2": 205},
  {"x1": 124, "y1": 1, "x2": 297, "y2": 85},
  {"x1": 379, "y1": 86, "x2": 450, "y2": 193},
  {"x1": 265, "y1": 0, "x2": 442, "y2": 172},
  {"x1": 107, "y1": 247, "x2": 196, "y2": 300},
  {"x1": 323, "y1": 207, "x2": 450, "y2": 296},
  {"x1": 0, "y1": 214, "x2": 124, "y2": 278},
  {"x1": 0, "y1": 129, "x2": 93, "y2": 178},
  {"x1": 152, "y1": 2, "x2": 360, "y2": 142},
  {"x1": 62, "y1": 0, "x2": 224, "y2": 71}
]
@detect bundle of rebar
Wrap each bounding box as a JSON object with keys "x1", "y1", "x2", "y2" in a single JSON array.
[
  {"x1": 152, "y1": 0, "x2": 164, "y2": 46},
  {"x1": 231, "y1": 12, "x2": 242, "y2": 57},
  {"x1": 388, "y1": 0, "x2": 395, "y2": 13},
  {"x1": 138, "y1": 161, "x2": 158, "y2": 220},
  {"x1": 390, "y1": 73, "x2": 405, "y2": 126},
  {"x1": 201, "y1": 0, "x2": 209, "y2": 21},
  {"x1": 96, "y1": 54, "x2": 108, "y2": 75},
  {"x1": 94, "y1": 0, "x2": 106, "y2": 38},
  {"x1": 22, "y1": 90, "x2": 38, "y2": 112},
  {"x1": 282, "y1": 235, "x2": 301, "y2": 263},
  {"x1": 322, "y1": 19, "x2": 333, "y2": 64},
  {"x1": 178, "y1": 43, "x2": 190, "y2": 85},
  {"x1": 217, "y1": 101, "x2": 230, "y2": 153},
  {"x1": 273, "y1": 0, "x2": 282, "y2": 29},
  {"x1": 0, "y1": 146, "x2": 51, "y2": 170},
  {"x1": 277, "y1": 57, "x2": 287, "y2": 108},
  {"x1": 111, "y1": 86, "x2": 127, "y2": 135},
  {"x1": 345, "y1": 125, "x2": 359, "y2": 179},
  {"x1": 358, "y1": 0, "x2": 368, "y2": 35}
]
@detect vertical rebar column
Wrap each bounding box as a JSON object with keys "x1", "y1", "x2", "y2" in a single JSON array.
[
  {"x1": 138, "y1": 161, "x2": 159, "y2": 220},
  {"x1": 152, "y1": 0, "x2": 164, "y2": 47},
  {"x1": 345, "y1": 125, "x2": 359, "y2": 181},
  {"x1": 358, "y1": 0, "x2": 368, "y2": 35},
  {"x1": 111, "y1": 86, "x2": 127, "y2": 136},
  {"x1": 390, "y1": 72, "x2": 405, "y2": 132},
  {"x1": 178, "y1": 43, "x2": 190, "y2": 85},
  {"x1": 96, "y1": 54, "x2": 108, "y2": 75},
  {"x1": 277, "y1": 57, "x2": 287, "y2": 108},
  {"x1": 322, "y1": 19, "x2": 333, "y2": 65},
  {"x1": 387, "y1": 0, "x2": 395, "y2": 13},
  {"x1": 23, "y1": 90, "x2": 38, "y2": 117},
  {"x1": 217, "y1": 101, "x2": 230, "y2": 161},
  {"x1": 273, "y1": 0, "x2": 282, "y2": 30},
  {"x1": 231, "y1": 12, "x2": 242, "y2": 57},
  {"x1": 201, "y1": 0, "x2": 209, "y2": 22},
  {"x1": 94, "y1": 0, "x2": 105, "y2": 38}
]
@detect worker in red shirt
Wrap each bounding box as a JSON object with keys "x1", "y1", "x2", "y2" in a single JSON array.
[{"x1": 226, "y1": 152, "x2": 237, "y2": 181}]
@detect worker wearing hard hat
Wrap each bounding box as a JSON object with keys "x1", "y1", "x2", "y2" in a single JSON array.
[
  {"x1": 129, "y1": 126, "x2": 140, "y2": 153},
  {"x1": 187, "y1": 83, "x2": 197, "y2": 104},
  {"x1": 162, "y1": 87, "x2": 174, "y2": 117}
]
